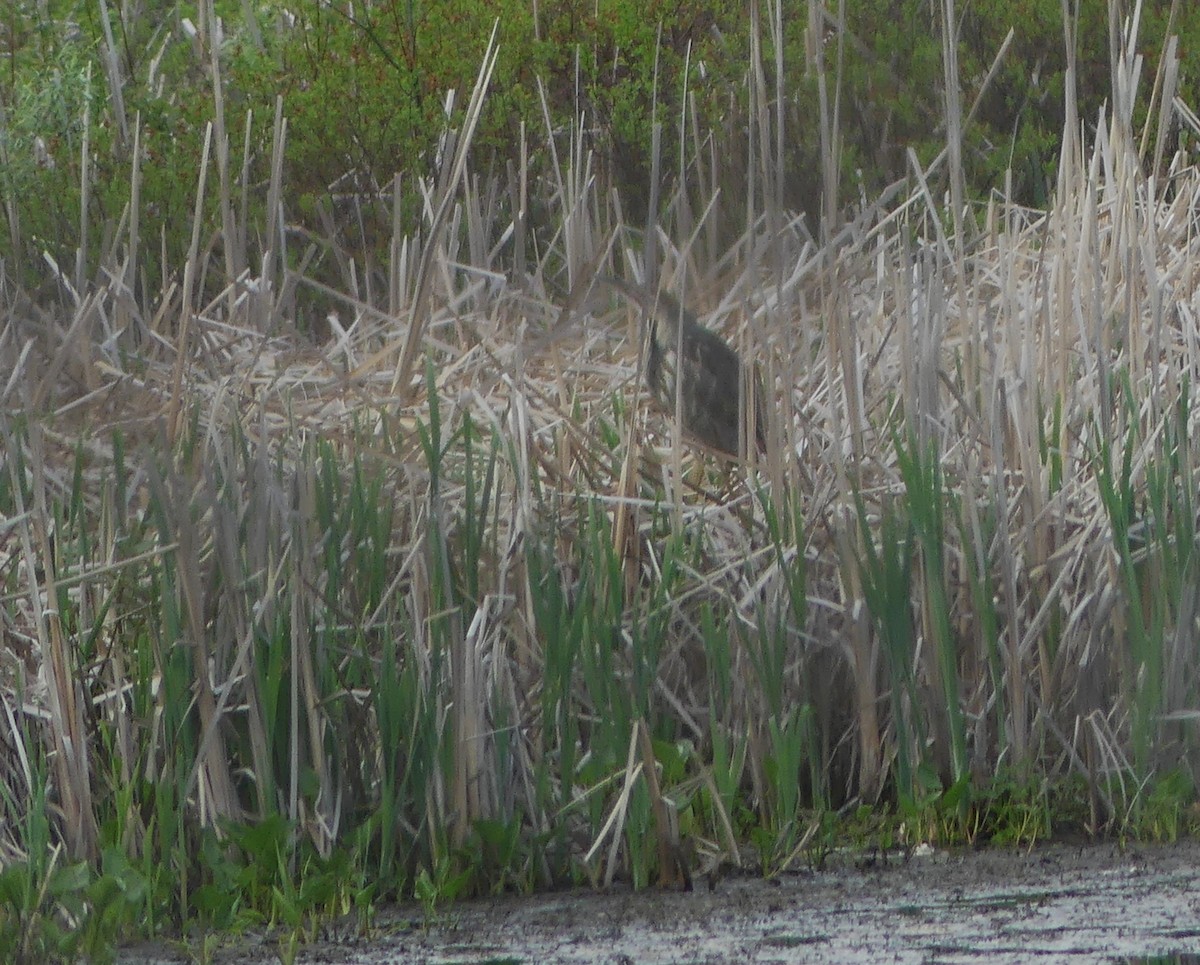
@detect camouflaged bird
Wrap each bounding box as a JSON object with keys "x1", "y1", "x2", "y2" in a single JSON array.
[{"x1": 605, "y1": 277, "x2": 767, "y2": 458}]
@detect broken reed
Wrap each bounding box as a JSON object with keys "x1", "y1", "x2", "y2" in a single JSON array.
[{"x1": 3, "y1": 1, "x2": 1200, "y2": 955}]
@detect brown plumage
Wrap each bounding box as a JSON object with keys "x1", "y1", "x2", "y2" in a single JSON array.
[{"x1": 605, "y1": 277, "x2": 766, "y2": 458}]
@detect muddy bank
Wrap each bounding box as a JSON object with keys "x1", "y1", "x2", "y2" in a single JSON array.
[{"x1": 119, "y1": 839, "x2": 1200, "y2": 964}]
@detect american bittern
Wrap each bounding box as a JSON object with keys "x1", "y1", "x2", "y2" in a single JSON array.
[{"x1": 605, "y1": 277, "x2": 766, "y2": 458}]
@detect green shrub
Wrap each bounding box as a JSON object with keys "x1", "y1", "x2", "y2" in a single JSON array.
[
  {"x1": 254, "y1": 0, "x2": 743, "y2": 236},
  {"x1": 4, "y1": 2, "x2": 1200, "y2": 296},
  {"x1": 765, "y1": 1, "x2": 1193, "y2": 217}
]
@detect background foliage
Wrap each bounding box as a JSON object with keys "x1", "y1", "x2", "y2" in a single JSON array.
[{"x1": 4, "y1": 1, "x2": 1197, "y2": 285}]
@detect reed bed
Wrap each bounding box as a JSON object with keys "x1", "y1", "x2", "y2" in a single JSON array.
[{"x1": 1, "y1": 1, "x2": 1200, "y2": 955}]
